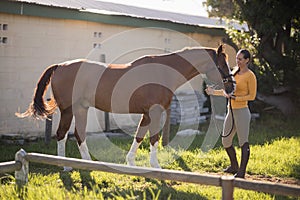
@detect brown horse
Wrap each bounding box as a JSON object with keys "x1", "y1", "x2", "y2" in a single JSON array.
[{"x1": 16, "y1": 45, "x2": 235, "y2": 169}]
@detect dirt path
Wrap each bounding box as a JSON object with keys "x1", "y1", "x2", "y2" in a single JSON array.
[
  {"x1": 206, "y1": 172, "x2": 300, "y2": 186},
  {"x1": 246, "y1": 174, "x2": 300, "y2": 186}
]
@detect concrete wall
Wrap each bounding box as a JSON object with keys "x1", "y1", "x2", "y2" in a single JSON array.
[{"x1": 0, "y1": 12, "x2": 235, "y2": 137}]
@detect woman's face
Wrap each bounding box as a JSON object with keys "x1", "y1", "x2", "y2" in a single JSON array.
[{"x1": 236, "y1": 53, "x2": 249, "y2": 68}]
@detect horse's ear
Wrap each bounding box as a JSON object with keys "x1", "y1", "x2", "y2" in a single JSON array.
[{"x1": 217, "y1": 45, "x2": 224, "y2": 55}]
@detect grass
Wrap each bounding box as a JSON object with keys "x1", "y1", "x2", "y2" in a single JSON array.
[{"x1": 0, "y1": 113, "x2": 300, "y2": 199}]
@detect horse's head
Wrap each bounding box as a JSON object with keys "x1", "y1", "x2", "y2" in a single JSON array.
[{"x1": 215, "y1": 45, "x2": 235, "y2": 95}]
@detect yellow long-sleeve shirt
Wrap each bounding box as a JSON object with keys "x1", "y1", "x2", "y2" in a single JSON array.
[{"x1": 214, "y1": 70, "x2": 257, "y2": 109}]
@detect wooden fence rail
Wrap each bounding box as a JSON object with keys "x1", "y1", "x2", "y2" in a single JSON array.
[
  {"x1": 1, "y1": 149, "x2": 299, "y2": 200},
  {"x1": 0, "y1": 161, "x2": 22, "y2": 173}
]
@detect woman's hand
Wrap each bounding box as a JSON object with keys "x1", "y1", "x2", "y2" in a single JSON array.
[
  {"x1": 205, "y1": 86, "x2": 214, "y2": 95},
  {"x1": 224, "y1": 92, "x2": 236, "y2": 99}
]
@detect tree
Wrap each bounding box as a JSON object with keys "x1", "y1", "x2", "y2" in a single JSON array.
[{"x1": 204, "y1": 0, "x2": 300, "y2": 115}]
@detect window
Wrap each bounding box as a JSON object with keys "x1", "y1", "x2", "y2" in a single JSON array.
[
  {"x1": 100, "y1": 54, "x2": 106, "y2": 62},
  {"x1": 2, "y1": 24, "x2": 8, "y2": 30},
  {"x1": 93, "y1": 43, "x2": 101, "y2": 49},
  {"x1": 94, "y1": 32, "x2": 102, "y2": 38},
  {"x1": 164, "y1": 38, "x2": 171, "y2": 44},
  {"x1": 2, "y1": 37, "x2": 8, "y2": 44},
  {"x1": 0, "y1": 24, "x2": 8, "y2": 45}
]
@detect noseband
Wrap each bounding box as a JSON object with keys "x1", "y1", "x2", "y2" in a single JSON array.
[{"x1": 217, "y1": 66, "x2": 236, "y2": 84}]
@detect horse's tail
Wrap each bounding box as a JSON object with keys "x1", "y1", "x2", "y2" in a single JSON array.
[{"x1": 16, "y1": 64, "x2": 59, "y2": 119}]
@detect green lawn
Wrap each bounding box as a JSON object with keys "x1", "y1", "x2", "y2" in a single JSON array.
[{"x1": 0, "y1": 113, "x2": 299, "y2": 199}]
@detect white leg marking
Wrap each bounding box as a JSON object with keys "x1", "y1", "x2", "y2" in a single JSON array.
[
  {"x1": 150, "y1": 141, "x2": 161, "y2": 168},
  {"x1": 57, "y1": 133, "x2": 68, "y2": 157},
  {"x1": 126, "y1": 139, "x2": 141, "y2": 166},
  {"x1": 78, "y1": 140, "x2": 91, "y2": 160},
  {"x1": 57, "y1": 133, "x2": 72, "y2": 171}
]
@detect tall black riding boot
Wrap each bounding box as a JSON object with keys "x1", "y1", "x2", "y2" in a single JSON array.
[
  {"x1": 223, "y1": 145, "x2": 239, "y2": 174},
  {"x1": 235, "y1": 142, "x2": 250, "y2": 178}
]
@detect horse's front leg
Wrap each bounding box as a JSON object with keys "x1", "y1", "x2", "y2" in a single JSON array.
[{"x1": 126, "y1": 114, "x2": 150, "y2": 166}]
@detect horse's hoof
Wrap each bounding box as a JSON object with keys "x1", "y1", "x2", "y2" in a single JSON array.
[
  {"x1": 150, "y1": 161, "x2": 161, "y2": 169},
  {"x1": 126, "y1": 153, "x2": 136, "y2": 166},
  {"x1": 151, "y1": 164, "x2": 161, "y2": 169},
  {"x1": 63, "y1": 166, "x2": 73, "y2": 172},
  {"x1": 126, "y1": 160, "x2": 136, "y2": 166}
]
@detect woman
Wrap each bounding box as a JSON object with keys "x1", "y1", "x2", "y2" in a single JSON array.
[{"x1": 206, "y1": 49, "x2": 257, "y2": 178}]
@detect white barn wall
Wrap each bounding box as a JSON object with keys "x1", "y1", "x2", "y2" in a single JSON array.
[{"x1": 0, "y1": 12, "x2": 234, "y2": 137}]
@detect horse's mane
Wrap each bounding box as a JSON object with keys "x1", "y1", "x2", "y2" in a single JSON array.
[
  {"x1": 59, "y1": 59, "x2": 87, "y2": 66},
  {"x1": 179, "y1": 46, "x2": 214, "y2": 52},
  {"x1": 129, "y1": 46, "x2": 218, "y2": 66}
]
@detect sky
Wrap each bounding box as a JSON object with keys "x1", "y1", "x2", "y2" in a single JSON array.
[{"x1": 97, "y1": 0, "x2": 208, "y2": 17}]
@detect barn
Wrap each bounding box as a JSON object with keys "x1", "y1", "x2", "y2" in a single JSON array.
[{"x1": 0, "y1": 0, "x2": 242, "y2": 138}]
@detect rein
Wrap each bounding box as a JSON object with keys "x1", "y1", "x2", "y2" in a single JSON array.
[
  {"x1": 222, "y1": 97, "x2": 235, "y2": 138},
  {"x1": 209, "y1": 90, "x2": 235, "y2": 138}
]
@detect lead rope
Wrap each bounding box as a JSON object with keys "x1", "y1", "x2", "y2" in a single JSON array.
[
  {"x1": 222, "y1": 97, "x2": 235, "y2": 137},
  {"x1": 209, "y1": 87, "x2": 235, "y2": 138},
  {"x1": 205, "y1": 66, "x2": 238, "y2": 138}
]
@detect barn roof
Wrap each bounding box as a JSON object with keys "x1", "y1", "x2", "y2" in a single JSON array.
[{"x1": 1, "y1": 0, "x2": 248, "y2": 33}]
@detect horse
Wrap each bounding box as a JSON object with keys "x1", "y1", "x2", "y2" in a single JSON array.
[{"x1": 16, "y1": 44, "x2": 235, "y2": 169}]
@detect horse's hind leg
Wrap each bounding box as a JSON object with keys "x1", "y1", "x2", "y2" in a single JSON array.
[
  {"x1": 56, "y1": 106, "x2": 73, "y2": 171},
  {"x1": 126, "y1": 114, "x2": 150, "y2": 166},
  {"x1": 73, "y1": 105, "x2": 91, "y2": 160},
  {"x1": 148, "y1": 105, "x2": 163, "y2": 168}
]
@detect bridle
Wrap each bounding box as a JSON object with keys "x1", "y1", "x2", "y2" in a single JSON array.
[
  {"x1": 217, "y1": 66, "x2": 236, "y2": 85},
  {"x1": 206, "y1": 56, "x2": 237, "y2": 138},
  {"x1": 212, "y1": 51, "x2": 236, "y2": 86}
]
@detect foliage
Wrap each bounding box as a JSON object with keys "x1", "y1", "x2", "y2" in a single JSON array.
[{"x1": 204, "y1": 0, "x2": 300, "y2": 99}]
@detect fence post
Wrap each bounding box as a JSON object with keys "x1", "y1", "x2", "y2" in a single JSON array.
[
  {"x1": 15, "y1": 149, "x2": 28, "y2": 189},
  {"x1": 221, "y1": 176, "x2": 234, "y2": 200},
  {"x1": 99, "y1": 54, "x2": 110, "y2": 133},
  {"x1": 162, "y1": 107, "x2": 170, "y2": 146},
  {"x1": 104, "y1": 112, "x2": 110, "y2": 132},
  {"x1": 45, "y1": 98, "x2": 52, "y2": 145}
]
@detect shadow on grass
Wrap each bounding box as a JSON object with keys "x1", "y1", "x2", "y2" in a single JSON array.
[
  {"x1": 248, "y1": 114, "x2": 300, "y2": 146},
  {"x1": 174, "y1": 156, "x2": 192, "y2": 172},
  {"x1": 59, "y1": 169, "x2": 96, "y2": 191},
  {"x1": 177, "y1": 113, "x2": 300, "y2": 152},
  {"x1": 56, "y1": 169, "x2": 211, "y2": 199},
  {"x1": 59, "y1": 170, "x2": 73, "y2": 191},
  {"x1": 291, "y1": 163, "x2": 300, "y2": 180},
  {"x1": 101, "y1": 178, "x2": 210, "y2": 200}
]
